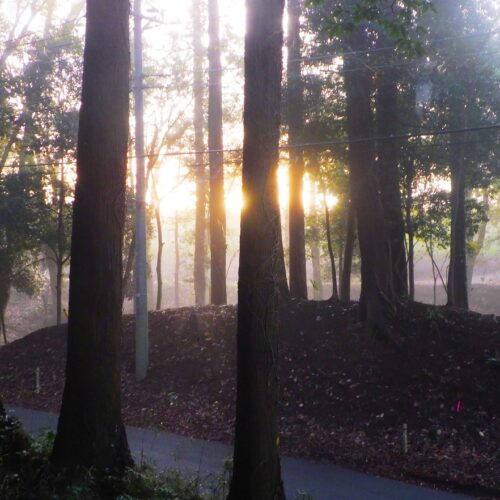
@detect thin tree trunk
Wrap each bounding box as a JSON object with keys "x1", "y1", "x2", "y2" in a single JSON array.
[
  {"x1": 122, "y1": 231, "x2": 135, "y2": 305},
  {"x1": 192, "y1": 0, "x2": 207, "y2": 306},
  {"x1": 228, "y1": 0, "x2": 286, "y2": 497},
  {"x1": 174, "y1": 210, "x2": 180, "y2": 308},
  {"x1": 56, "y1": 262, "x2": 63, "y2": 326},
  {"x1": 405, "y1": 160, "x2": 415, "y2": 301},
  {"x1": 467, "y1": 190, "x2": 489, "y2": 290},
  {"x1": 51, "y1": 0, "x2": 132, "y2": 472},
  {"x1": 376, "y1": 64, "x2": 408, "y2": 299},
  {"x1": 287, "y1": 0, "x2": 307, "y2": 300},
  {"x1": 344, "y1": 28, "x2": 396, "y2": 335},
  {"x1": 310, "y1": 179, "x2": 323, "y2": 300},
  {"x1": 152, "y1": 171, "x2": 163, "y2": 311},
  {"x1": 56, "y1": 162, "x2": 65, "y2": 326},
  {"x1": 208, "y1": 0, "x2": 227, "y2": 305},
  {"x1": 340, "y1": 193, "x2": 355, "y2": 302},
  {"x1": 447, "y1": 116, "x2": 468, "y2": 309},
  {"x1": 322, "y1": 190, "x2": 338, "y2": 301}
]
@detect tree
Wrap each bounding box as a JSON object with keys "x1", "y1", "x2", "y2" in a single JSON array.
[
  {"x1": 0, "y1": 172, "x2": 44, "y2": 343},
  {"x1": 192, "y1": 0, "x2": 207, "y2": 306},
  {"x1": 228, "y1": 0, "x2": 286, "y2": 497},
  {"x1": 287, "y1": 0, "x2": 308, "y2": 300},
  {"x1": 344, "y1": 27, "x2": 396, "y2": 333},
  {"x1": 208, "y1": 0, "x2": 227, "y2": 305},
  {"x1": 51, "y1": 0, "x2": 132, "y2": 472},
  {"x1": 375, "y1": 47, "x2": 408, "y2": 299}
]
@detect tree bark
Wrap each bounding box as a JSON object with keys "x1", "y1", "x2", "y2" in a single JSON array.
[
  {"x1": 310, "y1": 179, "x2": 323, "y2": 300},
  {"x1": 122, "y1": 231, "x2": 135, "y2": 305},
  {"x1": 376, "y1": 66, "x2": 408, "y2": 299},
  {"x1": 405, "y1": 160, "x2": 415, "y2": 301},
  {"x1": 287, "y1": 0, "x2": 307, "y2": 300},
  {"x1": 344, "y1": 29, "x2": 396, "y2": 334},
  {"x1": 208, "y1": 0, "x2": 227, "y2": 305},
  {"x1": 152, "y1": 170, "x2": 163, "y2": 311},
  {"x1": 447, "y1": 115, "x2": 468, "y2": 309},
  {"x1": 228, "y1": 0, "x2": 286, "y2": 497},
  {"x1": 340, "y1": 186, "x2": 355, "y2": 302},
  {"x1": 51, "y1": 0, "x2": 132, "y2": 472},
  {"x1": 322, "y1": 190, "x2": 338, "y2": 301},
  {"x1": 55, "y1": 162, "x2": 65, "y2": 326},
  {"x1": 192, "y1": 0, "x2": 207, "y2": 306}
]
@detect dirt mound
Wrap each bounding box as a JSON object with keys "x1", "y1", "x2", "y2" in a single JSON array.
[{"x1": 0, "y1": 301, "x2": 499, "y2": 496}]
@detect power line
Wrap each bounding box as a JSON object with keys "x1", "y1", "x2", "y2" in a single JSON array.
[
  {"x1": 132, "y1": 124, "x2": 500, "y2": 159},
  {"x1": 3, "y1": 124, "x2": 498, "y2": 173},
  {"x1": 291, "y1": 29, "x2": 500, "y2": 64}
]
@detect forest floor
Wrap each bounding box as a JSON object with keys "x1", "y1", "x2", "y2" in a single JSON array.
[{"x1": 0, "y1": 301, "x2": 499, "y2": 497}]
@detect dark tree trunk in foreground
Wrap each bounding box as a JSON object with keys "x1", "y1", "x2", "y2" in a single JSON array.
[
  {"x1": 376, "y1": 67, "x2": 408, "y2": 299},
  {"x1": 228, "y1": 0, "x2": 286, "y2": 497},
  {"x1": 287, "y1": 0, "x2": 307, "y2": 300},
  {"x1": 51, "y1": 0, "x2": 132, "y2": 472},
  {"x1": 344, "y1": 30, "x2": 396, "y2": 334},
  {"x1": 208, "y1": 0, "x2": 227, "y2": 305},
  {"x1": 447, "y1": 123, "x2": 468, "y2": 309},
  {"x1": 193, "y1": 0, "x2": 207, "y2": 306}
]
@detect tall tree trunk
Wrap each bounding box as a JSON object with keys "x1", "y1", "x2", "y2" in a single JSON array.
[
  {"x1": 228, "y1": 0, "x2": 286, "y2": 497},
  {"x1": 152, "y1": 170, "x2": 163, "y2": 311},
  {"x1": 340, "y1": 191, "x2": 355, "y2": 302},
  {"x1": 192, "y1": 0, "x2": 207, "y2": 306},
  {"x1": 287, "y1": 0, "x2": 307, "y2": 300},
  {"x1": 51, "y1": 0, "x2": 132, "y2": 472},
  {"x1": 447, "y1": 115, "x2": 468, "y2": 309},
  {"x1": 122, "y1": 231, "x2": 135, "y2": 305},
  {"x1": 56, "y1": 162, "x2": 65, "y2": 326},
  {"x1": 208, "y1": 0, "x2": 227, "y2": 305},
  {"x1": 344, "y1": 29, "x2": 396, "y2": 334},
  {"x1": 133, "y1": 0, "x2": 148, "y2": 382},
  {"x1": 405, "y1": 160, "x2": 415, "y2": 301},
  {"x1": 310, "y1": 179, "x2": 323, "y2": 300},
  {"x1": 44, "y1": 246, "x2": 59, "y2": 322},
  {"x1": 322, "y1": 189, "x2": 338, "y2": 301},
  {"x1": 376, "y1": 66, "x2": 408, "y2": 299}
]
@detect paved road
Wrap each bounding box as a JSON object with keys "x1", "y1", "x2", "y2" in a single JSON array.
[{"x1": 7, "y1": 407, "x2": 468, "y2": 500}]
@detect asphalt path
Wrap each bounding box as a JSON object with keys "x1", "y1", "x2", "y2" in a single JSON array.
[{"x1": 7, "y1": 406, "x2": 469, "y2": 500}]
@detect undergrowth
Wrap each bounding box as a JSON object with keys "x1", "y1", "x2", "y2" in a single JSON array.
[{"x1": 0, "y1": 412, "x2": 216, "y2": 499}]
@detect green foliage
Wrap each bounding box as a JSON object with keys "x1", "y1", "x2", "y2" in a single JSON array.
[
  {"x1": 0, "y1": 413, "x2": 219, "y2": 500},
  {"x1": 306, "y1": 0, "x2": 434, "y2": 55},
  {"x1": 119, "y1": 466, "x2": 204, "y2": 500}
]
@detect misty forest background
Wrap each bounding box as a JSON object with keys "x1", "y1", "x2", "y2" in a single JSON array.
[{"x1": 0, "y1": 0, "x2": 499, "y2": 338}]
